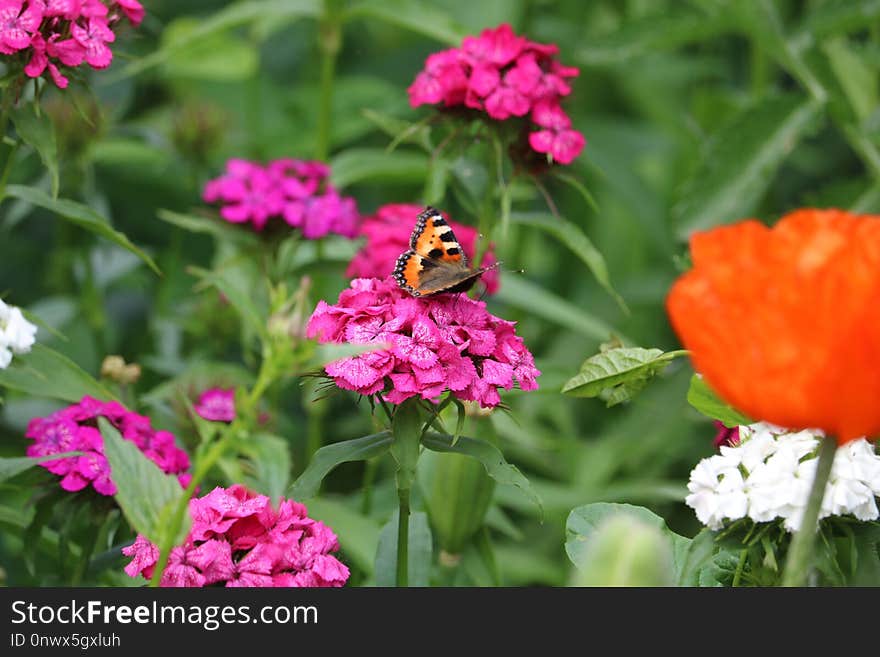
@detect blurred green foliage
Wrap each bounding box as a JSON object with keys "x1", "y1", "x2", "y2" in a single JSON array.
[{"x1": 1, "y1": 0, "x2": 879, "y2": 586}]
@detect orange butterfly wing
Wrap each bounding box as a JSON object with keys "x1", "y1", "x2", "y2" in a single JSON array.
[{"x1": 408, "y1": 207, "x2": 468, "y2": 266}]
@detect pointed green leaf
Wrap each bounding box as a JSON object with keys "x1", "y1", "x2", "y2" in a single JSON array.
[
  {"x1": 329, "y1": 148, "x2": 429, "y2": 188},
  {"x1": 687, "y1": 374, "x2": 753, "y2": 427},
  {"x1": 562, "y1": 347, "x2": 687, "y2": 405},
  {"x1": 99, "y1": 418, "x2": 188, "y2": 544},
  {"x1": 822, "y1": 38, "x2": 878, "y2": 123},
  {"x1": 157, "y1": 209, "x2": 260, "y2": 246},
  {"x1": 797, "y1": 0, "x2": 880, "y2": 39},
  {"x1": 5, "y1": 185, "x2": 159, "y2": 274},
  {"x1": 239, "y1": 434, "x2": 291, "y2": 504},
  {"x1": 494, "y1": 277, "x2": 625, "y2": 344},
  {"x1": 0, "y1": 343, "x2": 117, "y2": 403},
  {"x1": 511, "y1": 212, "x2": 626, "y2": 312},
  {"x1": 375, "y1": 510, "x2": 432, "y2": 586},
  {"x1": 360, "y1": 109, "x2": 432, "y2": 152},
  {"x1": 188, "y1": 265, "x2": 267, "y2": 340},
  {"x1": 306, "y1": 497, "x2": 381, "y2": 576},
  {"x1": 422, "y1": 432, "x2": 542, "y2": 516},
  {"x1": 289, "y1": 431, "x2": 392, "y2": 500},
  {"x1": 673, "y1": 95, "x2": 822, "y2": 237},
  {"x1": 345, "y1": 0, "x2": 467, "y2": 45},
  {"x1": 0, "y1": 452, "x2": 80, "y2": 483},
  {"x1": 11, "y1": 106, "x2": 59, "y2": 197},
  {"x1": 577, "y1": 9, "x2": 737, "y2": 65},
  {"x1": 110, "y1": 0, "x2": 320, "y2": 80}
]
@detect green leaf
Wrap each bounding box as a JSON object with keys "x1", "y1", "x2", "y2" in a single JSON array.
[
  {"x1": 160, "y1": 18, "x2": 259, "y2": 81},
  {"x1": 569, "y1": 513, "x2": 675, "y2": 586},
  {"x1": 494, "y1": 277, "x2": 626, "y2": 344},
  {"x1": 110, "y1": 0, "x2": 320, "y2": 80},
  {"x1": 5, "y1": 185, "x2": 160, "y2": 274},
  {"x1": 360, "y1": 109, "x2": 432, "y2": 153},
  {"x1": 566, "y1": 502, "x2": 668, "y2": 569},
  {"x1": 345, "y1": 0, "x2": 467, "y2": 45},
  {"x1": 510, "y1": 212, "x2": 626, "y2": 313},
  {"x1": 188, "y1": 265, "x2": 268, "y2": 340},
  {"x1": 375, "y1": 510, "x2": 433, "y2": 586},
  {"x1": 797, "y1": 0, "x2": 880, "y2": 40},
  {"x1": 305, "y1": 497, "x2": 380, "y2": 576},
  {"x1": 673, "y1": 95, "x2": 823, "y2": 238},
  {"x1": 11, "y1": 105, "x2": 59, "y2": 198},
  {"x1": 422, "y1": 432, "x2": 542, "y2": 516},
  {"x1": 0, "y1": 343, "x2": 116, "y2": 403},
  {"x1": 676, "y1": 528, "x2": 718, "y2": 586},
  {"x1": 99, "y1": 418, "x2": 188, "y2": 545},
  {"x1": 567, "y1": 502, "x2": 700, "y2": 586},
  {"x1": 687, "y1": 374, "x2": 753, "y2": 427},
  {"x1": 288, "y1": 432, "x2": 392, "y2": 500},
  {"x1": 239, "y1": 434, "x2": 291, "y2": 504},
  {"x1": 329, "y1": 148, "x2": 429, "y2": 188},
  {"x1": 0, "y1": 452, "x2": 80, "y2": 484},
  {"x1": 157, "y1": 209, "x2": 260, "y2": 246},
  {"x1": 561, "y1": 347, "x2": 687, "y2": 405},
  {"x1": 577, "y1": 9, "x2": 737, "y2": 66},
  {"x1": 822, "y1": 39, "x2": 878, "y2": 123}
]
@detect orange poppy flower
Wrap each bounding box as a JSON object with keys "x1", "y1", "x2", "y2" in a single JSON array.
[{"x1": 667, "y1": 208, "x2": 880, "y2": 444}]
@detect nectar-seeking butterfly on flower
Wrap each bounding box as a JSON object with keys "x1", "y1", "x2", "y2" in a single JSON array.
[{"x1": 393, "y1": 207, "x2": 500, "y2": 297}]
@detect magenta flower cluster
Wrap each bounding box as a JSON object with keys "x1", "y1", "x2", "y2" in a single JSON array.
[
  {"x1": 306, "y1": 277, "x2": 540, "y2": 407},
  {"x1": 0, "y1": 0, "x2": 144, "y2": 89},
  {"x1": 408, "y1": 23, "x2": 584, "y2": 165},
  {"x1": 194, "y1": 387, "x2": 236, "y2": 423},
  {"x1": 345, "y1": 203, "x2": 500, "y2": 295},
  {"x1": 123, "y1": 485, "x2": 350, "y2": 587},
  {"x1": 25, "y1": 396, "x2": 191, "y2": 495},
  {"x1": 202, "y1": 158, "x2": 360, "y2": 238}
]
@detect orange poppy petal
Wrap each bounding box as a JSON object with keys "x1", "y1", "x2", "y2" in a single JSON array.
[{"x1": 667, "y1": 208, "x2": 880, "y2": 444}]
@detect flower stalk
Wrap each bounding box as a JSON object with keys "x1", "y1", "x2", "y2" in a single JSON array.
[
  {"x1": 390, "y1": 398, "x2": 423, "y2": 587},
  {"x1": 149, "y1": 346, "x2": 279, "y2": 587},
  {"x1": 316, "y1": 0, "x2": 342, "y2": 162},
  {"x1": 780, "y1": 435, "x2": 838, "y2": 586}
]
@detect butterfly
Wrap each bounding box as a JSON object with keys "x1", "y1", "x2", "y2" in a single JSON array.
[{"x1": 393, "y1": 206, "x2": 499, "y2": 297}]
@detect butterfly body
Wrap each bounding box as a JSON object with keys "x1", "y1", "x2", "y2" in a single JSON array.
[{"x1": 393, "y1": 207, "x2": 498, "y2": 297}]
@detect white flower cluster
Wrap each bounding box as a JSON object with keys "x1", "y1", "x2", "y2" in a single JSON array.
[
  {"x1": 0, "y1": 299, "x2": 37, "y2": 369},
  {"x1": 686, "y1": 422, "x2": 880, "y2": 532}
]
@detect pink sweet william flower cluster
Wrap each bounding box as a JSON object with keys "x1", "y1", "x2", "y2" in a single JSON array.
[
  {"x1": 123, "y1": 485, "x2": 350, "y2": 587},
  {"x1": 345, "y1": 203, "x2": 500, "y2": 295},
  {"x1": 25, "y1": 395, "x2": 190, "y2": 495},
  {"x1": 408, "y1": 23, "x2": 584, "y2": 165},
  {"x1": 307, "y1": 277, "x2": 539, "y2": 407},
  {"x1": 0, "y1": 0, "x2": 144, "y2": 89},
  {"x1": 202, "y1": 158, "x2": 360, "y2": 238},
  {"x1": 194, "y1": 387, "x2": 236, "y2": 423}
]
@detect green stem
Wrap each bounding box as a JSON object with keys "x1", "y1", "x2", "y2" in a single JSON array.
[
  {"x1": 305, "y1": 396, "x2": 327, "y2": 466},
  {"x1": 396, "y1": 487, "x2": 410, "y2": 587},
  {"x1": 780, "y1": 436, "x2": 837, "y2": 586},
  {"x1": 149, "y1": 351, "x2": 276, "y2": 587},
  {"x1": 315, "y1": 0, "x2": 342, "y2": 162},
  {"x1": 360, "y1": 457, "x2": 378, "y2": 515},
  {"x1": 749, "y1": 37, "x2": 769, "y2": 100},
  {"x1": 149, "y1": 431, "x2": 235, "y2": 586},
  {"x1": 732, "y1": 548, "x2": 748, "y2": 587},
  {"x1": 0, "y1": 92, "x2": 17, "y2": 202},
  {"x1": 390, "y1": 398, "x2": 423, "y2": 587},
  {"x1": 81, "y1": 250, "x2": 107, "y2": 354},
  {"x1": 0, "y1": 140, "x2": 19, "y2": 201}
]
